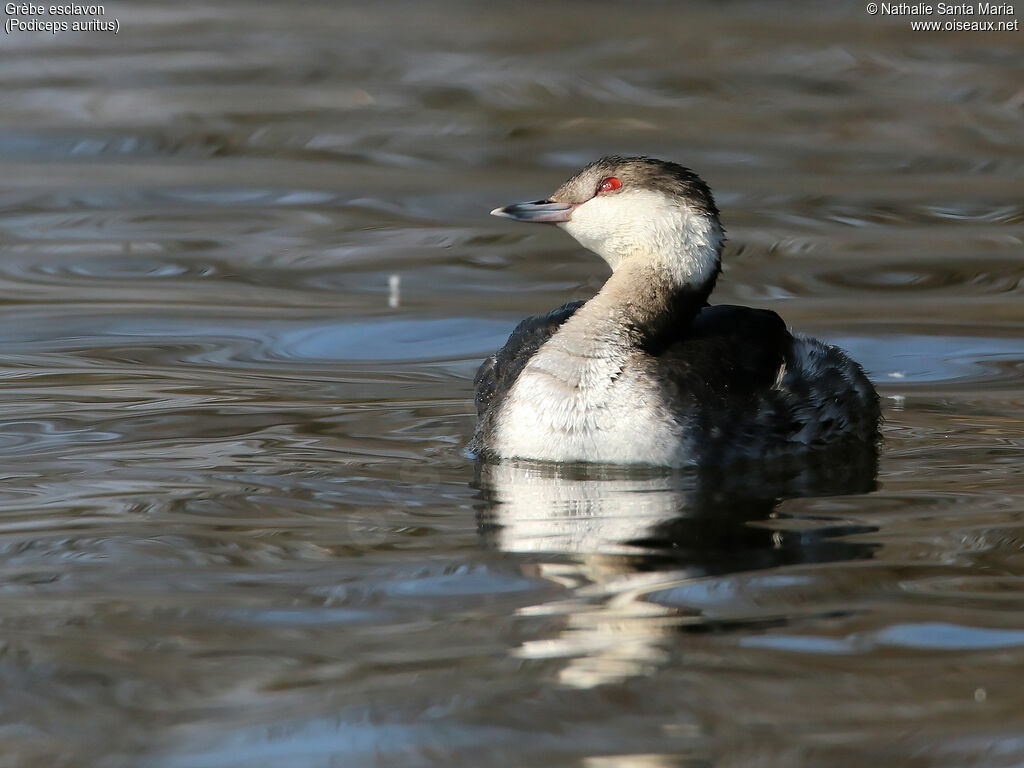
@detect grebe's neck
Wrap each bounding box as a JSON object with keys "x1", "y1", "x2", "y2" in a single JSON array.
[
  {"x1": 558, "y1": 194, "x2": 723, "y2": 350},
  {"x1": 575, "y1": 259, "x2": 714, "y2": 353}
]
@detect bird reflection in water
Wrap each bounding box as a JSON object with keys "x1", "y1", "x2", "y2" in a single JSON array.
[{"x1": 474, "y1": 446, "x2": 878, "y2": 689}]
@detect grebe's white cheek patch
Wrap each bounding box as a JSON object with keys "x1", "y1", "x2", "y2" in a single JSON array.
[
  {"x1": 561, "y1": 190, "x2": 669, "y2": 268},
  {"x1": 560, "y1": 196, "x2": 617, "y2": 255},
  {"x1": 561, "y1": 189, "x2": 721, "y2": 286}
]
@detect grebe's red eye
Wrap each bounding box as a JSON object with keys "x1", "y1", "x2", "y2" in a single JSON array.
[{"x1": 599, "y1": 177, "x2": 621, "y2": 192}]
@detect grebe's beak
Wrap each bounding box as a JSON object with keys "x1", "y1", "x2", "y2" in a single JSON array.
[{"x1": 490, "y1": 199, "x2": 574, "y2": 224}]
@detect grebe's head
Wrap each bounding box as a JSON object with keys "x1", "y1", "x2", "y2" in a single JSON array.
[{"x1": 491, "y1": 156, "x2": 723, "y2": 287}]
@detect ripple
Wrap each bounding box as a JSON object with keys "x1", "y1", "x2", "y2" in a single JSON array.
[
  {"x1": 0, "y1": 419, "x2": 120, "y2": 453},
  {"x1": 817, "y1": 260, "x2": 1024, "y2": 295},
  {"x1": 875, "y1": 622, "x2": 1024, "y2": 651},
  {"x1": 33, "y1": 256, "x2": 219, "y2": 280},
  {"x1": 902, "y1": 576, "x2": 1024, "y2": 604},
  {"x1": 0, "y1": 309, "x2": 517, "y2": 369},
  {"x1": 0, "y1": 130, "x2": 229, "y2": 161},
  {"x1": 401, "y1": 50, "x2": 688, "y2": 110},
  {"x1": 833, "y1": 334, "x2": 1024, "y2": 385},
  {"x1": 740, "y1": 623, "x2": 1024, "y2": 654},
  {"x1": 276, "y1": 317, "x2": 514, "y2": 363}
]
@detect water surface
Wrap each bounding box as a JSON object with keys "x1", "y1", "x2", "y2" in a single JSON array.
[{"x1": 0, "y1": 1, "x2": 1022, "y2": 766}]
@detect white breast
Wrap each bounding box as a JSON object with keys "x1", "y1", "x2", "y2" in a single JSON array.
[{"x1": 492, "y1": 329, "x2": 687, "y2": 466}]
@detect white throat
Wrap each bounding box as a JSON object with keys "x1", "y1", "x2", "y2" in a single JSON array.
[{"x1": 559, "y1": 189, "x2": 721, "y2": 289}]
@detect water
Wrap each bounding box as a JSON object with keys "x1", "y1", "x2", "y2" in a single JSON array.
[{"x1": 1, "y1": 1, "x2": 1022, "y2": 765}]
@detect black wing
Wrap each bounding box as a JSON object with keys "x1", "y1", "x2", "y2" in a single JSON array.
[
  {"x1": 658, "y1": 304, "x2": 792, "y2": 407},
  {"x1": 473, "y1": 301, "x2": 585, "y2": 417},
  {"x1": 689, "y1": 304, "x2": 790, "y2": 385},
  {"x1": 681, "y1": 304, "x2": 880, "y2": 453}
]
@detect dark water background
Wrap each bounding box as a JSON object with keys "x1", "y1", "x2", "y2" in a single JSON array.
[{"x1": 1, "y1": 1, "x2": 1022, "y2": 766}]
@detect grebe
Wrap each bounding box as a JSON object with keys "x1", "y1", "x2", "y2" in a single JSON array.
[{"x1": 470, "y1": 156, "x2": 880, "y2": 467}]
